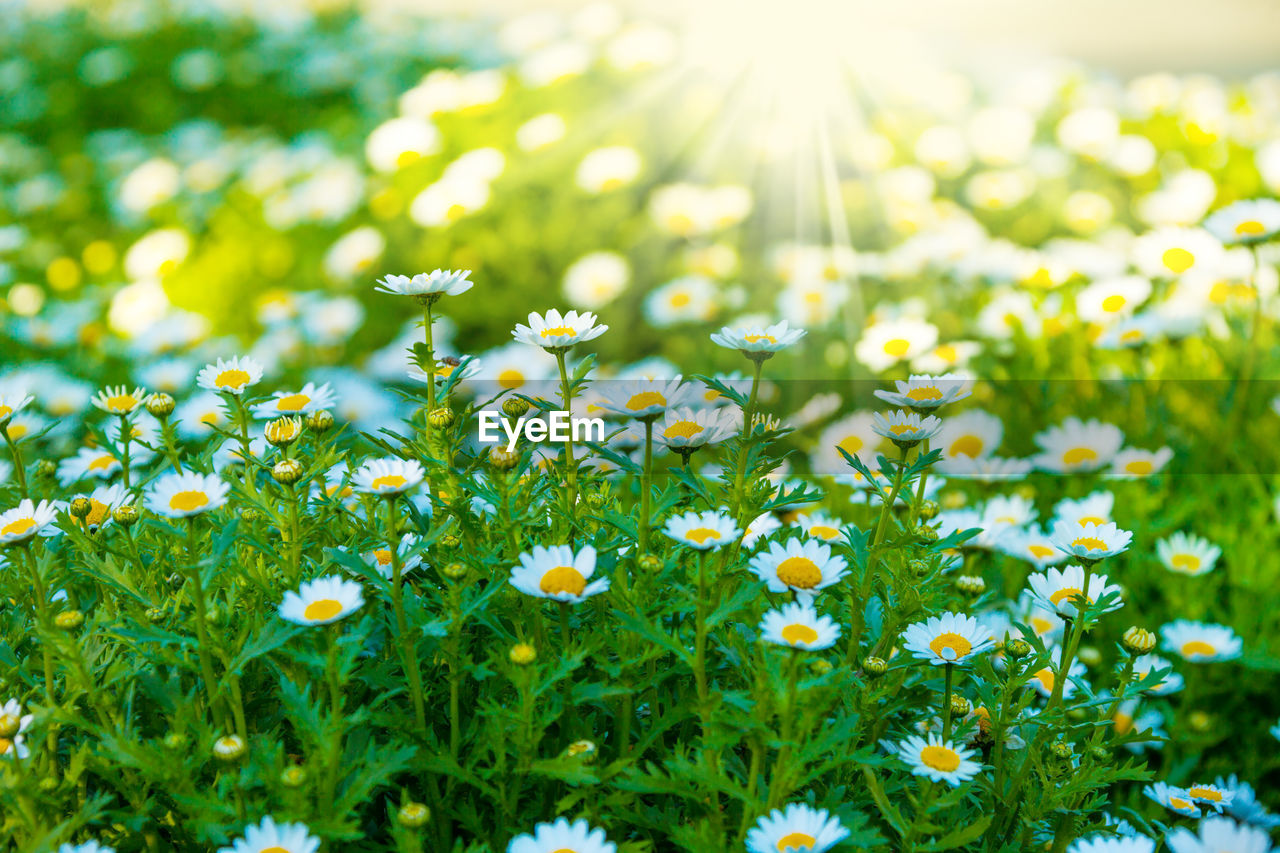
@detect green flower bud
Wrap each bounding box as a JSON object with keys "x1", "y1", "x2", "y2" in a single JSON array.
[
  {"x1": 398, "y1": 802, "x2": 431, "y2": 828},
  {"x1": 428, "y1": 408, "x2": 455, "y2": 429},
  {"x1": 70, "y1": 497, "x2": 92, "y2": 519},
  {"x1": 307, "y1": 409, "x2": 335, "y2": 433},
  {"x1": 112, "y1": 505, "x2": 139, "y2": 527},
  {"x1": 280, "y1": 765, "x2": 308, "y2": 788},
  {"x1": 863, "y1": 656, "x2": 888, "y2": 677},
  {"x1": 501, "y1": 397, "x2": 530, "y2": 418},
  {"x1": 54, "y1": 610, "x2": 84, "y2": 631},
  {"x1": 146, "y1": 393, "x2": 176, "y2": 418},
  {"x1": 509, "y1": 643, "x2": 537, "y2": 666},
  {"x1": 272, "y1": 458, "x2": 305, "y2": 485}
]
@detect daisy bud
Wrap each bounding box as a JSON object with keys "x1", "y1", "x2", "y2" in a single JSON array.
[
  {"x1": 565, "y1": 739, "x2": 597, "y2": 761},
  {"x1": 112, "y1": 505, "x2": 139, "y2": 527},
  {"x1": 502, "y1": 397, "x2": 530, "y2": 418},
  {"x1": 1048, "y1": 741, "x2": 1073, "y2": 760},
  {"x1": 398, "y1": 802, "x2": 431, "y2": 828},
  {"x1": 54, "y1": 610, "x2": 84, "y2": 631},
  {"x1": 439, "y1": 533, "x2": 461, "y2": 549},
  {"x1": 273, "y1": 458, "x2": 305, "y2": 485},
  {"x1": 1014, "y1": 485, "x2": 1036, "y2": 502},
  {"x1": 205, "y1": 604, "x2": 223, "y2": 626},
  {"x1": 241, "y1": 508, "x2": 262, "y2": 523},
  {"x1": 146, "y1": 607, "x2": 165, "y2": 624},
  {"x1": 146, "y1": 392, "x2": 176, "y2": 418},
  {"x1": 1088, "y1": 746, "x2": 1110, "y2": 763},
  {"x1": 956, "y1": 575, "x2": 985, "y2": 596},
  {"x1": 1005, "y1": 638, "x2": 1032, "y2": 660},
  {"x1": 164, "y1": 732, "x2": 187, "y2": 751},
  {"x1": 941, "y1": 491, "x2": 967, "y2": 509},
  {"x1": 585, "y1": 493, "x2": 606, "y2": 510},
  {"x1": 35, "y1": 459, "x2": 56, "y2": 479},
  {"x1": 266, "y1": 417, "x2": 302, "y2": 448},
  {"x1": 1122, "y1": 626, "x2": 1157, "y2": 655},
  {"x1": 70, "y1": 497, "x2": 92, "y2": 519},
  {"x1": 914, "y1": 524, "x2": 939, "y2": 542},
  {"x1": 38, "y1": 778, "x2": 57, "y2": 793},
  {"x1": 307, "y1": 409, "x2": 335, "y2": 432},
  {"x1": 949, "y1": 695, "x2": 971, "y2": 716},
  {"x1": 1189, "y1": 711, "x2": 1213, "y2": 733},
  {"x1": 918, "y1": 500, "x2": 939, "y2": 520},
  {"x1": 809, "y1": 659, "x2": 833, "y2": 676},
  {"x1": 428, "y1": 407, "x2": 455, "y2": 429},
  {"x1": 212, "y1": 734, "x2": 247, "y2": 762},
  {"x1": 638, "y1": 554, "x2": 662, "y2": 573},
  {"x1": 863, "y1": 656, "x2": 888, "y2": 677},
  {"x1": 280, "y1": 765, "x2": 308, "y2": 788},
  {"x1": 442, "y1": 562, "x2": 467, "y2": 580},
  {"x1": 167, "y1": 572, "x2": 185, "y2": 589},
  {"x1": 0, "y1": 713, "x2": 21, "y2": 739},
  {"x1": 509, "y1": 643, "x2": 537, "y2": 666},
  {"x1": 1077, "y1": 646, "x2": 1102, "y2": 667},
  {"x1": 490, "y1": 447, "x2": 519, "y2": 470},
  {"x1": 907, "y1": 558, "x2": 930, "y2": 576}
]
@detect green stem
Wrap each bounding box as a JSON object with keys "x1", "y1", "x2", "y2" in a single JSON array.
[
  {"x1": 729, "y1": 359, "x2": 765, "y2": 523},
  {"x1": 185, "y1": 520, "x2": 227, "y2": 731},
  {"x1": 554, "y1": 351, "x2": 579, "y2": 531},
  {"x1": 386, "y1": 497, "x2": 427, "y2": 734},
  {"x1": 941, "y1": 662, "x2": 954, "y2": 741},
  {"x1": 3, "y1": 429, "x2": 29, "y2": 498},
  {"x1": 422, "y1": 301, "x2": 437, "y2": 413},
  {"x1": 848, "y1": 444, "x2": 910, "y2": 663},
  {"x1": 638, "y1": 418, "x2": 655, "y2": 555}
]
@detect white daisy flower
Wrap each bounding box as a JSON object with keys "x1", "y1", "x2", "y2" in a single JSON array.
[
  {"x1": 0, "y1": 393, "x2": 33, "y2": 426},
  {"x1": 742, "y1": 512, "x2": 782, "y2": 549},
  {"x1": 145, "y1": 472, "x2": 230, "y2": 518},
  {"x1": 1106, "y1": 447, "x2": 1173, "y2": 479},
  {"x1": 217, "y1": 816, "x2": 321, "y2": 853},
  {"x1": 1052, "y1": 492, "x2": 1115, "y2": 528},
  {"x1": 871, "y1": 410, "x2": 942, "y2": 445},
  {"x1": 1160, "y1": 620, "x2": 1243, "y2": 663},
  {"x1": 1166, "y1": 815, "x2": 1270, "y2": 853},
  {"x1": 1032, "y1": 418, "x2": 1124, "y2": 473},
  {"x1": 507, "y1": 817, "x2": 616, "y2": 853},
  {"x1": 1050, "y1": 520, "x2": 1133, "y2": 561},
  {"x1": 196, "y1": 356, "x2": 265, "y2": 396},
  {"x1": 663, "y1": 509, "x2": 740, "y2": 550},
  {"x1": 1156, "y1": 532, "x2": 1221, "y2": 576},
  {"x1": 744, "y1": 803, "x2": 849, "y2": 853},
  {"x1": 1012, "y1": 590, "x2": 1066, "y2": 641},
  {"x1": 1144, "y1": 782, "x2": 1202, "y2": 818},
  {"x1": 1203, "y1": 199, "x2": 1280, "y2": 245},
  {"x1": 1068, "y1": 836, "x2": 1155, "y2": 853},
  {"x1": 1076, "y1": 276, "x2": 1152, "y2": 323},
  {"x1": 0, "y1": 499, "x2": 61, "y2": 544},
  {"x1": 56, "y1": 842, "x2": 115, "y2": 853},
  {"x1": 0, "y1": 697, "x2": 34, "y2": 761},
  {"x1": 351, "y1": 458, "x2": 425, "y2": 496},
  {"x1": 509, "y1": 545, "x2": 609, "y2": 603},
  {"x1": 1027, "y1": 653, "x2": 1088, "y2": 699},
  {"x1": 896, "y1": 733, "x2": 982, "y2": 786},
  {"x1": 793, "y1": 512, "x2": 846, "y2": 543},
  {"x1": 759, "y1": 601, "x2": 842, "y2": 651},
  {"x1": 251, "y1": 383, "x2": 336, "y2": 419},
  {"x1": 1182, "y1": 783, "x2": 1236, "y2": 813},
  {"x1": 79, "y1": 483, "x2": 132, "y2": 533},
  {"x1": 935, "y1": 456, "x2": 1033, "y2": 482},
  {"x1": 997, "y1": 526, "x2": 1069, "y2": 569},
  {"x1": 655, "y1": 407, "x2": 737, "y2": 450},
  {"x1": 981, "y1": 494, "x2": 1037, "y2": 528},
  {"x1": 1027, "y1": 564, "x2": 1124, "y2": 618},
  {"x1": 709, "y1": 320, "x2": 806, "y2": 355},
  {"x1": 91, "y1": 385, "x2": 147, "y2": 416},
  {"x1": 279, "y1": 576, "x2": 365, "y2": 627},
  {"x1": 873, "y1": 373, "x2": 972, "y2": 410},
  {"x1": 512, "y1": 309, "x2": 608, "y2": 350},
  {"x1": 935, "y1": 410, "x2": 1002, "y2": 460},
  {"x1": 749, "y1": 538, "x2": 848, "y2": 601},
  {"x1": 855, "y1": 317, "x2": 938, "y2": 372},
  {"x1": 1132, "y1": 654, "x2": 1184, "y2": 695},
  {"x1": 812, "y1": 412, "x2": 880, "y2": 473},
  {"x1": 1133, "y1": 227, "x2": 1224, "y2": 279},
  {"x1": 57, "y1": 446, "x2": 123, "y2": 487},
  {"x1": 375, "y1": 269, "x2": 474, "y2": 298},
  {"x1": 362, "y1": 534, "x2": 423, "y2": 580},
  {"x1": 595, "y1": 378, "x2": 691, "y2": 419},
  {"x1": 901, "y1": 611, "x2": 994, "y2": 666}
]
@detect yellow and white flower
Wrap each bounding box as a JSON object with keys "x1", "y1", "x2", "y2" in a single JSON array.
[
  {"x1": 1068, "y1": 836, "x2": 1155, "y2": 853},
  {"x1": 1182, "y1": 783, "x2": 1235, "y2": 813},
  {"x1": 145, "y1": 472, "x2": 230, "y2": 518},
  {"x1": 759, "y1": 601, "x2": 841, "y2": 651},
  {"x1": 1027, "y1": 563, "x2": 1124, "y2": 617},
  {"x1": 1032, "y1": 418, "x2": 1124, "y2": 473},
  {"x1": 251, "y1": 383, "x2": 335, "y2": 419},
  {"x1": 279, "y1": 576, "x2": 365, "y2": 627},
  {"x1": 1027, "y1": 653, "x2": 1088, "y2": 699},
  {"x1": 1132, "y1": 654, "x2": 1184, "y2": 695},
  {"x1": 793, "y1": 512, "x2": 846, "y2": 543},
  {"x1": 1144, "y1": 782, "x2": 1202, "y2": 818},
  {"x1": 596, "y1": 378, "x2": 691, "y2": 419},
  {"x1": 0, "y1": 499, "x2": 61, "y2": 545},
  {"x1": 745, "y1": 803, "x2": 849, "y2": 853},
  {"x1": 57, "y1": 841, "x2": 115, "y2": 853},
  {"x1": 895, "y1": 733, "x2": 982, "y2": 786},
  {"x1": 57, "y1": 446, "x2": 123, "y2": 487},
  {"x1": 1050, "y1": 520, "x2": 1132, "y2": 561},
  {"x1": 0, "y1": 698, "x2": 33, "y2": 761},
  {"x1": 871, "y1": 410, "x2": 942, "y2": 445},
  {"x1": 362, "y1": 534, "x2": 423, "y2": 580},
  {"x1": 1106, "y1": 447, "x2": 1173, "y2": 479},
  {"x1": 874, "y1": 373, "x2": 972, "y2": 410},
  {"x1": 507, "y1": 817, "x2": 616, "y2": 853},
  {"x1": 0, "y1": 393, "x2": 33, "y2": 427},
  {"x1": 855, "y1": 318, "x2": 939, "y2": 372},
  {"x1": 644, "y1": 275, "x2": 720, "y2": 328},
  {"x1": 375, "y1": 269, "x2": 474, "y2": 299},
  {"x1": 1052, "y1": 491, "x2": 1115, "y2": 529},
  {"x1": 998, "y1": 526, "x2": 1070, "y2": 569},
  {"x1": 91, "y1": 385, "x2": 147, "y2": 416},
  {"x1": 812, "y1": 412, "x2": 880, "y2": 473},
  {"x1": 710, "y1": 320, "x2": 806, "y2": 355},
  {"x1": 1133, "y1": 227, "x2": 1223, "y2": 279},
  {"x1": 901, "y1": 611, "x2": 994, "y2": 666},
  {"x1": 575, "y1": 145, "x2": 641, "y2": 193},
  {"x1": 512, "y1": 309, "x2": 608, "y2": 349},
  {"x1": 562, "y1": 252, "x2": 629, "y2": 309},
  {"x1": 742, "y1": 512, "x2": 782, "y2": 549},
  {"x1": 352, "y1": 458, "x2": 425, "y2": 496},
  {"x1": 217, "y1": 815, "x2": 321, "y2": 853},
  {"x1": 934, "y1": 410, "x2": 1002, "y2": 461},
  {"x1": 1165, "y1": 815, "x2": 1269, "y2": 853},
  {"x1": 655, "y1": 407, "x2": 737, "y2": 450},
  {"x1": 1076, "y1": 276, "x2": 1152, "y2": 323},
  {"x1": 748, "y1": 538, "x2": 848, "y2": 600},
  {"x1": 79, "y1": 484, "x2": 132, "y2": 533},
  {"x1": 1203, "y1": 199, "x2": 1280, "y2": 245},
  {"x1": 663, "y1": 509, "x2": 740, "y2": 550},
  {"x1": 1156, "y1": 532, "x2": 1221, "y2": 576},
  {"x1": 196, "y1": 356, "x2": 265, "y2": 396},
  {"x1": 1160, "y1": 620, "x2": 1242, "y2": 663},
  {"x1": 509, "y1": 544, "x2": 610, "y2": 603}
]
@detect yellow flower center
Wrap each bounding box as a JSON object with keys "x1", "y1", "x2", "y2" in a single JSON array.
[
  {"x1": 948, "y1": 435, "x2": 983, "y2": 458},
  {"x1": 303, "y1": 598, "x2": 344, "y2": 622},
  {"x1": 684, "y1": 527, "x2": 723, "y2": 544},
  {"x1": 214, "y1": 368, "x2": 251, "y2": 390},
  {"x1": 1120, "y1": 329, "x2": 1144, "y2": 344},
  {"x1": 882, "y1": 338, "x2": 910, "y2": 357},
  {"x1": 907, "y1": 386, "x2": 943, "y2": 401},
  {"x1": 626, "y1": 391, "x2": 665, "y2": 411},
  {"x1": 371, "y1": 475, "x2": 407, "y2": 492},
  {"x1": 776, "y1": 556, "x2": 822, "y2": 588},
  {"x1": 0, "y1": 406, "x2": 10, "y2": 419},
  {"x1": 1170, "y1": 554, "x2": 1201, "y2": 573},
  {"x1": 663, "y1": 421, "x2": 703, "y2": 439},
  {"x1": 1031, "y1": 616, "x2": 1056, "y2": 635},
  {"x1": 1188, "y1": 785, "x2": 1222, "y2": 802},
  {"x1": 781, "y1": 624, "x2": 819, "y2": 646},
  {"x1": 86, "y1": 499, "x2": 110, "y2": 528},
  {"x1": 1161, "y1": 247, "x2": 1194, "y2": 274},
  {"x1": 1235, "y1": 219, "x2": 1265, "y2": 236},
  {"x1": 1028, "y1": 544, "x2": 1054, "y2": 559},
  {"x1": 540, "y1": 566, "x2": 587, "y2": 596},
  {"x1": 6, "y1": 424, "x2": 27, "y2": 440},
  {"x1": 0, "y1": 737, "x2": 10, "y2": 754},
  {"x1": 1061, "y1": 447, "x2": 1097, "y2": 466},
  {"x1": 889, "y1": 424, "x2": 915, "y2": 436},
  {"x1": 1034, "y1": 668, "x2": 1056, "y2": 691},
  {"x1": 1101, "y1": 294, "x2": 1126, "y2": 312},
  {"x1": 1170, "y1": 796, "x2": 1194, "y2": 811},
  {"x1": 169, "y1": 491, "x2": 210, "y2": 513},
  {"x1": 1181, "y1": 640, "x2": 1216, "y2": 658},
  {"x1": 929, "y1": 632, "x2": 972, "y2": 661},
  {"x1": 743, "y1": 334, "x2": 777, "y2": 344},
  {"x1": 266, "y1": 420, "x2": 299, "y2": 443},
  {"x1": 808, "y1": 525, "x2": 840, "y2": 540},
  {"x1": 540, "y1": 326, "x2": 576, "y2": 338},
  {"x1": 106, "y1": 393, "x2": 137, "y2": 412},
  {"x1": 1112, "y1": 711, "x2": 1133, "y2": 735},
  {"x1": 275, "y1": 393, "x2": 311, "y2": 412},
  {"x1": 1071, "y1": 537, "x2": 1107, "y2": 552},
  {"x1": 776, "y1": 832, "x2": 818, "y2": 851},
  {"x1": 372, "y1": 549, "x2": 394, "y2": 566},
  {"x1": 919, "y1": 744, "x2": 961, "y2": 772},
  {"x1": 88, "y1": 454, "x2": 118, "y2": 472},
  {"x1": 837, "y1": 435, "x2": 863, "y2": 454},
  {"x1": 2, "y1": 517, "x2": 37, "y2": 537},
  {"x1": 498, "y1": 370, "x2": 525, "y2": 390},
  {"x1": 1124, "y1": 460, "x2": 1153, "y2": 476},
  {"x1": 1077, "y1": 516, "x2": 1107, "y2": 527},
  {"x1": 1049, "y1": 587, "x2": 1090, "y2": 607},
  {"x1": 669, "y1": 292, "x2": 692, "y2": 308},
  {"x1": 935, "y1": 344, "x2": 958, "y2": 363}
]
